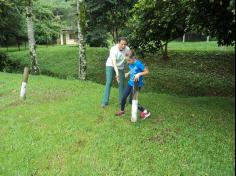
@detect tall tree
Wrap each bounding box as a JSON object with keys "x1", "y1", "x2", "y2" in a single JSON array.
[
  {"x1": 85, "y1": 0, "x2": 137, "y2": 44},
  {"x1": 77, "y1": 0, "x2": 86, "y2": 80},
  {"x1": 85, "y1": 0, "x2": 109, "y2": 47},
  {"x1": 33, "y1": 3, "x2": 62, "y2": 45},
  {"x1": 25, "y1": 0, "x2": 40, "y2": 74},
  {"x1": 188, "y1": 0, "x2": 235, "y2": 46},
  {"x1": 66, "y1": 0, "x2": 87, "y2": 80},
  {"x1": 105, "y1": 0, "x2": 134, "y2": 43},
  {"x1": 0, "y1": 0, "x2": 27, "y2": 49},
  {"x1": 127, "y1": 0, "x2": 188, "y2": 59}
]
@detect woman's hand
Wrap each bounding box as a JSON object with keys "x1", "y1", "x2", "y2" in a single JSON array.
[
  {"x1": 125, "y1": 72, "x2": 130, "y2": 79},
  {"x1": 116, "y1": 75, "x2": 120, "y2": 83}
]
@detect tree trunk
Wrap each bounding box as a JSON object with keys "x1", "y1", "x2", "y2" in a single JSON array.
[
  {"x1": 115, "y1": 27, "x2": 118, "y2": 43},
  {"x1": 26, "y1": 0, "x2": 40, "y2": 75},
  {"x1": 111, "y1": 27, "x2": 117, "y2": 44},
  {"x1": 5, "y1": 36, "x2": 8, "y2": 51},
  {"x1": 112, "y1": 29, "x2": 115, "y2": 43},
  {"x1": 161, "y1": 42, "x2": 169, "y2": 60},
  {"x1": 16, "y1": 37, "x2": 21, "y2": 51},
  {"x1": 77, "y1": 0, "x2": 87, "y2": 80}
]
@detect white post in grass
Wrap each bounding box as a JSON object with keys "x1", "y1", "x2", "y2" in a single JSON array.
[
  {"x1": 131, "y1": 86, "x2": 138, "y2": 123},
  {"x1": 183, "y1": 34, "x2": 186, "y2": 43},
  {"x1": 131, "y1": 99, "x2": 138, "y2": 122},
  {"x1": 20, "y1": 67, "x2": 29, "y2": 100},
  {"x1": 207, "y1": 36, "x2": 210, "y2": 42}
]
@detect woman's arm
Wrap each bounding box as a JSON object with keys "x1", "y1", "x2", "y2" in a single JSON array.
[{"x1": 112, "y1": 57, "x2": 120, "y2": 82}]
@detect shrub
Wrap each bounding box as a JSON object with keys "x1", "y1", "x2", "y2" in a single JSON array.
[{"x1": 0, "y1": 51, "x2": 23, "y2": 72}]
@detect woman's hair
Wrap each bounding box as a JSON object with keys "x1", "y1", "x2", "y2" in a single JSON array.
[
  {"x1": 126, "y1": 49, "x2": 136, "y2": 59},
  {"x1": 118, "y1": 37, "x2": 128, "y2": 43}
]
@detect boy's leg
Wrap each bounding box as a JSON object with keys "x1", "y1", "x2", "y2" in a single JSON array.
[
  {"x1": 136, "y1": 100, "x2": 151, "y2": 120},
  {"x1": 138, "y1": 104, "x2": 145, "y2": 112},
  {"x1": 116, "y1": 85, "x2": 132, "y2": 116},
  {"x1": 129, "y1": 86, "x2": 151, "y2": 119},
  {"x1": 129, "y1": 86, "x2": 145, "y2": 112},
  {"x1": 137, "y1": 96, "x2": 151, "y2": 119},
  {"x1": 120, "y1": 85, "x2": 132, "y2": 111},
  {"x1": 118, "y1": 69, "x2": 125, "y2": 103},
  {"x1": 102, "y1": 66, "x2": 114, "y2": 106}
]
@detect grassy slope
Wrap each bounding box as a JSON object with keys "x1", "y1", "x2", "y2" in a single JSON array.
[
  {"x1": 0, "y1": 72, "x2": 235, "y2": 175},
  {"x1": 5, "y1": 42, "x2": 235, "y2": 97}
]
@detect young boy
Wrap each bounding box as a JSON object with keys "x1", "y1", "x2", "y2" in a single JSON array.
[{"x1": 115, "y1": 50, "x2": 151, "y2": 120}]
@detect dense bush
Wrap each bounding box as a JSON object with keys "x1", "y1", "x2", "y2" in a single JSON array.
[
  {"x1": 0, "y1": 52, "x2": 23, "y2": 72},
  {"x1": 4, "y1": 43, "x2": 235, "y2": 97}
]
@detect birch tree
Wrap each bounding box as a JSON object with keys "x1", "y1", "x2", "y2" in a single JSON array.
[
  {"x1": 25, "y1": 0, "x2": 40, "y2": 74},
  {"x1": 77, "y1": 0, "x2": 86, "y2": 80},
  {"x1": 65, "y1": 0, "x2": 87, "y2": 80}
]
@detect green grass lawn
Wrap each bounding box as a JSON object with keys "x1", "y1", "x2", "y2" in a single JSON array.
[
  {"x1": 3, "y1": 41, "x2": 235, "y2": 97},
  {"x1": 0, "y1": 72, "x2": 235, "y2": 175},
  {"x1": 168, "y1": 41, "x2": 234, "y2": 52}
]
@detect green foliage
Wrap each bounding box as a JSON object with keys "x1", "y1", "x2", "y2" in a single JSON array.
[
  {"x1": 1, "y1": 0, "x2": 235, "y2": 49},
  {"x1": 126, "y1": 0, "x2": 187, "y2": 56},
  {"x1": 188, "y1": 0, "x2": 235, "y2": 46},
  {"x1": 85, "y1": 0, "x2": 136, "y2": 46},
  {"x1": 0, "y1": 72, "x2": 235, "y2": 175},
  {"x1": 33, "y1": 3, "x2": 62, "y2": 44},
  {"x1": 0, "y1": 0, "x2": 65, "y2": 46},
  {"x1": 5, "y1": 42, "x2": 235, "y2": 97},
  {"x1": 0, "y1": 51, "x2": 22, "y2": 72},
  {"x1": 86, "y1": 28, "x2": 109, "y2": 47},
  {"x1": 0, "y1": 0, "x2": 27, "y2": 46},
  {"x1": 85, "y1": 0, "x2": 109, "y2": 46},
  {"x1": 122, "y1": 0, "x2": 235, "y2": 55}
]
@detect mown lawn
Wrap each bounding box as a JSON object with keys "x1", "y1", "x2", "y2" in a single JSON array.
[
  {"x1": 0, "y1": 72, "x2": 235, "y2": 175},
  {"x1": 3, "y1": 41, "x2": 235, "y2": 97}
]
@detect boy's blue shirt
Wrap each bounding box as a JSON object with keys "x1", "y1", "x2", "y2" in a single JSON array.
[{"x1": 128, "y1": 59, "x2": 145, "y2": 87}]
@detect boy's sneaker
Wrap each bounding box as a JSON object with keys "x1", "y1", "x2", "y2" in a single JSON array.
[
  {"x1": 115, "y1": 111, "x2": 125, "y2": 117},
  {"x1": 140, "y1": 110, "x2": 151, "y2": 120}
]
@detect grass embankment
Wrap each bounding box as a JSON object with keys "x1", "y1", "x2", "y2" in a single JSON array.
[
  {"x1": 0, "y1": 72, "x2": 235, "y2": 175},
  {"x1": 2, "y1": 42, "x2": 235, "y2": 96}
]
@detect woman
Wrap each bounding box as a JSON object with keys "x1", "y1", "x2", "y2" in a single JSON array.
[{"x1": 101, "y1": 37, "x2": 130, "y2": 108}]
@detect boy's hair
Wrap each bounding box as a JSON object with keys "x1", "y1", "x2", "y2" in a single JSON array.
[
  {"x1": 118, "y1": 37, "x2": 128, "y2": 43},
  {"x1": 125, "y1": 49, "x2": 136, "y2": 59}
]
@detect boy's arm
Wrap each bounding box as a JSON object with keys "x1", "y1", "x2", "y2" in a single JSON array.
[{"x1": 134, "y1": 67, "x2": 149, "y2": 82}]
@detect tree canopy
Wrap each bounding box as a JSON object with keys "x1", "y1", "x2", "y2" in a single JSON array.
[
  {"x1": 0, "y1": 0, "x2": 64, "y2": 46},
  {"x1": 0, "y1": 0, "x2": 26, "y2": 46},
  {"x1": 125, "y1": 0, "x2": 188, "y2": 57},
  {"x1": 0, "y1": 0, "x2": 235, "y2": 50},
  {"x1": 188, "y1": 0, "x2": 235, "y2": 46}
]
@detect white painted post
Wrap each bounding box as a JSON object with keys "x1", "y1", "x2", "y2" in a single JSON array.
[
  {"x1": 20, "y1": 67, "x2": 29, "y2": 100},
  {"x1": 183, "y1": 34, "x2": 186, "y2": 43},
  {"x1": 131, "y1": 85, "x2": 138, "y2": 123},
  {"x1": 207, "y1": 36, "x2": 210, "y2": 42},
  {"x1": 60, "y1": 33, "x2": 64, "y2": 45},
  {"x1": 131, "y1": 100, "x2": 138, "y2": 122}
]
